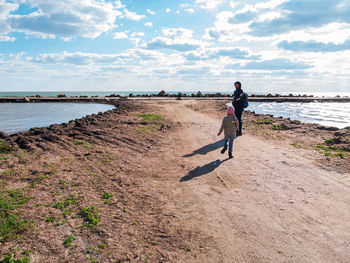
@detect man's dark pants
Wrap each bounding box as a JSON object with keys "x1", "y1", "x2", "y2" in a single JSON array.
[{"x1": 234, "y1": 107, "x2": 244, "y2": 133}]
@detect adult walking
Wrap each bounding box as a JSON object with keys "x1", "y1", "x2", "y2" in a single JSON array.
[{"x1": 232, "y1": 81, "x2": 247, "y2": 136}]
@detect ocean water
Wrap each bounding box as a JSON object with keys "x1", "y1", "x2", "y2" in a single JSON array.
[
  {"x1": 0, "y1": 103, "x2": 114, "y2": 134},
  {"x1": 247, "y1": 102, "x2": 350, "y2": 129}
]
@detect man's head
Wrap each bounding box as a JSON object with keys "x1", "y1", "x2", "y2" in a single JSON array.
[{"x1": 234, "y1": 81, "x2": 241, "y2": 90}]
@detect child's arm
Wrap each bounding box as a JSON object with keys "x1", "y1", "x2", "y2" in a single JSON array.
[{"x1": 217, "y1": 119, "x2": 224, "y2": 136}]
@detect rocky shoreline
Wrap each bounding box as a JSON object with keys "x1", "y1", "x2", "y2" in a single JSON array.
[{"x1": 1, "y1": 90, "x2": 350, "y2": 103}]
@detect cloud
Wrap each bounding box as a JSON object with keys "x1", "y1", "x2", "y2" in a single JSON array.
[
  {"x1": 0, "y1": 0, "x2": 18, "y2": 38},
  {"x1": 166, "y1": 8, "x2": 171, "y2": 13},
  {"x1": 6, "y1": 0, "x2": 122, "y2": 39},
  {"x1": 143, "y1": 38, "x2": 199, "y2": 52},
  {"x1": 185, "y1": 8, "x2": 195, "y2": 14},
  {"x1": 0, "y1": 35, "x2": 15, "y2": 42},
  {"x1": 144, "y1": 22, "x2": 153, "y2": 27},
  {"x1": 249, "y1": 0, "x2": 350, "y2": 36},
  {"x1": 142, "y1": 28, "x2": 201, "y2": 52},
  {"x1": 121, "y1": 9, "x2": 145, "y2": 21},
  {"x1": 228, "y1": 11, "x2": 257, "y2": 24},
  {"x1": 146, "y1": 9, "x2": 156, "y2": 15},
  {"x1": 195, "y1": 0, "x2": 226, "y2": 10},
  {"x1": 277, "y1": 39, "x2": 350, "y2": 52},
  {"x1": 242, "y1": 58, "x2": 311, "y2": 70},
  {"x1": 184, "y1": 47, "x2": 260, "y2": 61},
  {"x1": 113, "y1": 31, "x2": 128, "y2": 39},
  {"x1": 31, "y1": 51, "x2": 122, "y2": 65}
]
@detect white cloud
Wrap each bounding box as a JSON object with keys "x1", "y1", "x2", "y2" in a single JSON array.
[
  {"x1": 131, "y1": 32, "x2": 145, "y2": 37},
  {"x1": 195, "y1": 0, "x2": 226, "y2": 10},
  {"x1": 113, "y1": 31, "x2": 128, "y2": 39},
  {"x1": 146, "y1": 9, "x2": 156, "y2": 15},
  {"x1": 142, "y1": 28, "x2": 203, "y2": 52},
  {"x1": 122, "y1": 9, "x2": 145, "y2": 21},
  {"x1": 166, "y1": 8, "x2": 171, "y2": 13},
  {"x1": 185, "y1": 8, "x2": 195, "y2": 14},
  {"x1": 144, "y1": 22, "x2": 153, "y2": 27},
  {"x1": 7, "y1": 0, "x2": 122, "y2": 39}
]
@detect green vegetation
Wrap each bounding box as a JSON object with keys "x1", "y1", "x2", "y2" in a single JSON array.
[
  {"x1": 324, "y1": 138, "x2": 336, "y2": 145},
  {"x1": 45, "y1": 216, "x2": 56, "y2": 223},
  {"x1": 139, "y1": 114, "x2": 163, "y2": 123},
  {"x1": 97, "y1": 243, "x2": 106, "y2": 249},
  {"x1": 73, "y1": 140, "x2": 91, "y2": 149},
  {"x1": 0, "y1": 254, "x2": 30, "y2": 263},
  {"x1": 0, "y1": 190, "x2": 30, "y2": 242},
  {"x1": 53, "y1": 195, "x2": 77, "y2": 209},
  {"x1": 100, "y1": 153, "x2": 116, "y2": 163},
  {"x1": 31, "y1": 174, "x2": 49, "y2": 187},
  {"x1": 0, "y1": 156, "x2": 9, "y2": 161},
  {"x1": 63, "y1": 234, "x2": 76, "y2": 247},
  {"x1": 272, "y1": 124, "x2": 281, "y2": 130},
  {"x1": 137, "y1": 114, "x2": 164, "y2": 134},
  {"x1": 0, "y1": 142, "x2": 12, "y2": 154},
  {"x1": 103, "y1": 192, "x2": 113, "y2": 204},
  {"x1": 316, "y1": 144, "x2": 349, "y2": 158},
  {"x1": 251, "y1": 119, "x2": 273, "y2": 124},
  {"x1": 78, "y1": 206, "x2": 100, "y2": 228}
]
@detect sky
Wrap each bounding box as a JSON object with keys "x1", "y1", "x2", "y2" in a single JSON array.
[{"x1": 0, "y1": 0, "x2": 350, "y2": 93}]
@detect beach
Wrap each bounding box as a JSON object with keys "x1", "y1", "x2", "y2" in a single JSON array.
[{"x1": 1, "y1": 99, "x2": 350, "y2": 262}]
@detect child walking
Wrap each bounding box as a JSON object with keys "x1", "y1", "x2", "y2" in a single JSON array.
[{"x1": 217, "y1": 105, "x2": 239, "y2": 158}]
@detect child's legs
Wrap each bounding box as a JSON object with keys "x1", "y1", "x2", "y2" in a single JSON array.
[
  {"x1": 224, "y1": 137, "x2": 228, "y2": 148},
  {"x1": 228, "y1": 135, "x2": 235, "y2": 153}
]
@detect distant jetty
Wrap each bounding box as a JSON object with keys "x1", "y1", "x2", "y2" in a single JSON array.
[{"x1": 1, "y1": 91, "x2": 350, "y2": 103}]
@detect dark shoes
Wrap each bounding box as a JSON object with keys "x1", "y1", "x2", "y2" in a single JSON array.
[
  {"x1": 236, "y1": 131, "x2": 242, "y2": 136},
  {"x1": 221, "y1": 146, "x2": 227, "y2": 154},
  {"x1": 229, "y1": 152, "x2": 233, "y2": 159}
]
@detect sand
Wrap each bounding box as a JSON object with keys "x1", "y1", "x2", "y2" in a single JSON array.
[{"x1": 1, "y1": 100, "x2": 349, "y2": 262}]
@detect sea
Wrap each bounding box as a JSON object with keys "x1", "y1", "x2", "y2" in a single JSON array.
[
  {"x1": 0, "y1": 91, "x2": 350, "y2": 134},
  {"x1": 0, "y1": 103, "x2": 114, "y2": 134}
]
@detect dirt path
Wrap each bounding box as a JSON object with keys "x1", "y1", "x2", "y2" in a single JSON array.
[{"x1": 156, "y1": 100, "x2": 350, "y2": 262}]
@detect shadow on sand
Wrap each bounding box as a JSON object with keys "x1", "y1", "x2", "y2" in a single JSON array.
[
  {"x1": 183, "y1": 139, "x2": 224, "y2": 157},
  {"x1": 180, "y1": 158, "x2": 230, "y2": 182}
]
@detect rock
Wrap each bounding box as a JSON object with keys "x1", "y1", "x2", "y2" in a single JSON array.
[
  {"x1": 0, "y1": 131, "x2": 8, "y2": 139},
  {"x1": 158, "y1": 90, "x2": 167, "y2": 96},
  {"x1": 57, "y1": 94, "x2": 66, "y2": 97}
]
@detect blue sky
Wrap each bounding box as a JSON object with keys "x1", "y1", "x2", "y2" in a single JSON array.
[{"x1": 1, "y1": 0, "x2": 350, "y2": 93}]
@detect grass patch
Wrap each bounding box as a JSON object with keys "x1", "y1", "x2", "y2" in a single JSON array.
[
  {"x1": 0, "y1": 254, "x2": 30, "y2": 263},
  {"x1": 45, "y1": 216, "x2": 56, "y2": 223},
  {"x1": 136, "y1": 124, "x2": 162, "y2": 134},
  {"x1": 139, "y1": 114, "x2": 163, "y2": 123},
  {"x1": 63, "y1": 234, "x2": 76, "y2": 247},
  {"x1": 252, "y1": 119, "x2": 274, "y2": 124},
  {"x1": 0, "y1": 142, "x2": 12, "y2": 154},
  {"x1": 103, "y1": 192, "x2": 113, "y2": 204},
  {"x1": 272, "y1": 124, "x2": 281, "y2": 130},
  {"x1": 78, "y1": 206, "x2": 100, "y2": 228},
  {"x1": 316, "y1": 144, "x2": 349, "y2": 158},
  {"x1": 73, "y1": 140, "x2": 91, "y2": 150},
  {"x1": 0, "y1": 155, "x2": 9, "y2": 161},
  {"x1": 0, "y1": 191, "x2": 30, "y2": 242},
  {"x1": 53, "y1": 195, "x2": 77, "y2": 209}
]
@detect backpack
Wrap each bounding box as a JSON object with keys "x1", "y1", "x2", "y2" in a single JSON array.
[{"x1": 242, "y1": 92, "x2": 249, "y2": 108}]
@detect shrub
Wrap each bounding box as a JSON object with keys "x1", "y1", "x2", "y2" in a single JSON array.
[{"x1": 78, "y1": 206, "x2": 100, "y2": 228}]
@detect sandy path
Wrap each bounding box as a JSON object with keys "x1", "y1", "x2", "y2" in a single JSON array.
[{"x1": 158, "y1": 100, "x2": 350, "y2": 262}]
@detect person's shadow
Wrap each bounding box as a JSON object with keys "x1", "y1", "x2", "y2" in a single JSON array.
[
  {"x1": 180, "y1": 158, "x2": 230, "y2": 182},
  {"x1": 183, "y1": 139, "x2": 224, "y2": 157}
]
